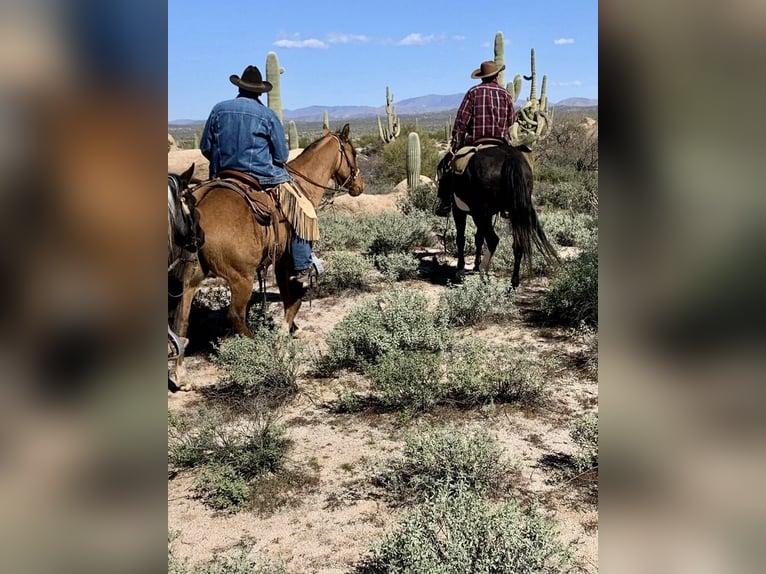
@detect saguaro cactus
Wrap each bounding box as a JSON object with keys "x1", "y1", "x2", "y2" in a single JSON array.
[
  {"x1": 323, "y1": 110, "x2": 330, "y2": 129},
  {"x1": 406, "y1": 132, "x2": 421, "y2": 191},
  {"x1": 494, "y1": 31, "x2": 505, "y2": 87},
  {"x1": 265, "y1": 51, "x2": 284, "y2": 124},
  {"x1": 288, "y1": 120, "x2": 299, "y2": 150},
  {"x1": 377, "y1": 86, "x2": 401, "y2": 143},
  {"x1": 507, "y1": 74, "x2": 523, "y2": 103},
  {"x1": 510, "y1": 48, "x2": 553, "y2": 147}
]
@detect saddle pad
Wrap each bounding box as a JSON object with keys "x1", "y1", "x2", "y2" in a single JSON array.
[{"x1": 450, "y1": 143, "x2": 500, "y2": 175}]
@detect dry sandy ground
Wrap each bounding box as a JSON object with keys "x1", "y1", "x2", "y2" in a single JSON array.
[{"x1": 168, "y1": 265, "x2": 598, "y2": 573}]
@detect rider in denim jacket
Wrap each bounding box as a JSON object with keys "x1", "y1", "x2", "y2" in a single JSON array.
[{"x1": 201, "y1": 65, "x2": 317, "y2": 280}]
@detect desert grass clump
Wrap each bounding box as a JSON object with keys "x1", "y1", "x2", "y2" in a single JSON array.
[
  {"x1": 445, "y1": 339, "x2": 548, "y2": 408},
  {"x1": 169, "y1": 538, "x2": 286, "y2": 574},
  {"x1": 570, "y1": 413, "x2": 598, "y2": 473},
  {"x1": 378, "y1": 427, "x2": 509, "y2": 503},
  {"x1": 316, "y1": 287, "x2": 451, "y2": 376},
  {"x1": 439, "y1": 274, "x2": 517, "y2": 326},
  {"x1": 213, "y1": 329, "x2": 301, "y2": 398},
  {"x1": 373, "y1": 252, "x2": 420, "y2": 282},
  {"x1": 168, "y1": 406, "x2": 291, "y2": 512},
  {"x1": 316, "y1": 212, "x2": 370, "y2": 253},
  {"x1": 363, "y1": 350, "x2": 443, "y2": 413},
  {"x1": 315, "y1": 250, "x2": 375, "y2": 295},
  {"x1": 356, "y1": 488, "x2": 573, "y2": 574},
  {"x1": 397, "y1": 184, "x2": 437, "y2": 215},
  {"x1": 540, "y1": 245, "x2": 598, "y2": 327}
]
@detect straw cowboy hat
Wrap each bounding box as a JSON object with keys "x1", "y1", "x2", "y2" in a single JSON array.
[
  {"x1": 229, "y1": 65, "x2": 273, "y2": 93},
  {"x1": 471, "y1": 60, "x2": 505, "y2": 79}
]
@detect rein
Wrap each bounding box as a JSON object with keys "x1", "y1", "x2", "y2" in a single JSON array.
[{"x1": 285, "y1": 133, "x2": 360, "y2": 195}]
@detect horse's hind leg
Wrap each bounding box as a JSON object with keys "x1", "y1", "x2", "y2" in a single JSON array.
[
  {"x1": 472, "y1": 224, "x2": 484, "y2": 272},
  {"x1": 476, "y1": 215, "x2": 499, "y2": 273},
  {"x1": 511, "y1": 238, "x2": 523, "y2": 289},
  {"x1": 227, "y1": 269, "x2": 256, "y2": 338}
]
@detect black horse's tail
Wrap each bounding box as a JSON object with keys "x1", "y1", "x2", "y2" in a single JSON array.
[{"x1": 504, "y1": 154, "x2": 559, "y2": 266}]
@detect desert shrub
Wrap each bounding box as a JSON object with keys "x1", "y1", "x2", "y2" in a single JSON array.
[
  {"x1": 192, "y1": 282, "x2": 231, "y2": 311},
  {"x1": 570, "y1": 413, "x2": 598, "y2": 473},
  {"x1": 540, "y1": 210, "x2": 597, "y2": 247},
  {"x1": 397, "y1": 183, "x2": 437, "y2": 215},
  {"x1": 378, "y1": 427, "x2": 509, "y2": 503},
  {"x1": 366, "y1": 211, "x2": 434, "y2": 255},
  {"x1": 316, "y1": 212, "x2": 370, "y2": 253},
  {"x1": 213, "y1": 330, "x2": 301, "y2": 398},
  {"x1": 357, "y1": 488, "x2": 573, "y2": 574},
  {"x1": 363, "y1": 350, "x2": 443, "y2": 413},
  {"x1": 540, "y1": 245, "x2": 598, "y2": 327},
  {"x1": 535, "y1": 118, "x2": 598, "y2": 176},
  {"x1": 535, "y1": 173, "x2": 598, "y2": 216},
  {"x1": 168, "y1": 406, "x2": 291, "y2": 481},
  {"x1": 315, "y1": 250, "x2": 375, "y2": 295},
  {"x1": 373, "y1": 252, "x2": 420, "y2": 282},
  {"x1": 373, "y1": 131, "x2": 442, "y2": 186},
  {"x1": 438, "y1": 274, "x2": 517, "y2": 326},
  {"x1": 193, "y1": 463, "x2": 250, "y2": 513},
  {"x1": 316, "y1": 287, "x2": 451, "y2": 375},
  {"x1": 445, "y1": 340, "x2": 548, "y2": 408}
]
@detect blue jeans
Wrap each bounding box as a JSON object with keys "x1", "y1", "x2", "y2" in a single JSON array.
[{"x1": 292, "y1": 236, "x2": 313, "y2": 271}]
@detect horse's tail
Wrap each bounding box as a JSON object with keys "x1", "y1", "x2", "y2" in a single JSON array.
[{"x1": 504, "y1": 155, "x2": 559, "y2": 266}]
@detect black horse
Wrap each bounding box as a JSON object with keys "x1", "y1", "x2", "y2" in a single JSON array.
[{"x1": 437, "y1": 144, "x2": 558, "y2": 288}]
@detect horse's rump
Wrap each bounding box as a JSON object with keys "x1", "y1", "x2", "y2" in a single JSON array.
[{"x1": 194, "y1": 177, "x2": 278, "y2": 227}]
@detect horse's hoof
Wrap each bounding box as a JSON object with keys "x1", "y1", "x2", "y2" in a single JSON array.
[{"x1": 455, "y1": 270, "x2": 466, "y2": 283}]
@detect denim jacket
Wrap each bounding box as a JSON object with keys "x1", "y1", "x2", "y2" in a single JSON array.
[{"x1": 200, "y1": 95, "x2": 290, "y2": 186}]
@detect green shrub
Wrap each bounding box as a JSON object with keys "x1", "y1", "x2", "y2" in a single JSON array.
[
  {"x1": 316, "y1": 287, "x2": 451, "y2": 375},
  {"x1": 535, "y1": 172, "x2": 598, "y2": 216},
  {"x1": 445, "y1": 340, "x2": 548, "y2": 408},
  {"x1": 378, "y1": 427, "x2": 509, "y2": 503},
  {"x1": 316, "y1": 251, "x2": 374, "y2": 295},
  {"x1": 439, "y1": 274, "x2": 517, "y2": 326},
  {"x1": 363, "y1": 350, "x2": 443, "y2": 413},
  {"x1": 213, "y1": 330, "x2": 301, "y2": 397},
  {"x1": 193, "y1": 463, "x2": 250, "y2": 513},
  {"x1": 168, "y1": 406, "x2": 291, "y2": 481},
  {"x1": 373, "y1": 252, "x2": 420, "y2": 282},
  {"x1": 540, "y1": 210, "x2": 597, "y2": 248},
  {"x1": 397, "y1": 184, "x2": 437, "y2": 215},
  {"x1": 571, "y1": 413, "x2": 598, "y2": 473},
  {"x1": 316, "y1": 212, "x2": 369, "y2": 253},
  {"x1": 540, "y1": 246, "x2": 598, "y2": 327},
  {"x1": 357, "y1": 488, "x2": 573, "y2": 573},
  {"x1": 366, "y1": 211, "x2": 434, "y2": 256}
]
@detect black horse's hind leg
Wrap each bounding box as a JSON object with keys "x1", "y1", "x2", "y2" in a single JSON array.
[
  {"x1": 475, "y1": 214, "x2": 499, "y2": 273},
  {"x1": 472, "y1": 221, "x2": 484, "y2": 272},
  {"x1": 453, "y1": 206, "x2": 468, "y2": 278}
]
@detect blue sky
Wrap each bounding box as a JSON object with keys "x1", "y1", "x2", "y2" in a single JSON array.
[{"x1": 168, "y1": 0, "x2": 597, "y2": 120}]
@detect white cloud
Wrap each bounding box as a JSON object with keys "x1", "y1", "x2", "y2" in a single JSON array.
[
  {"x1": 554, "y1": 38, "x2": 575, "y2": 45},
  {"x1": 398, "y1": 33, "x2": 438, "y2": 46},
  {"x1": 273, "y1": 38, "x2": 327, "y2": 49},
  {"x1": 452, "y1": 35, "x2": 466, "y2": 41},
  {"x1": 480, "y1": 41, "x2": 491, "y2": 48},
  {"x1": 326, "y1": 33, "x2": 371, "y2": 44},
  {"x1": 552, "y1": 80, "x2": 583, "y2": 87}
]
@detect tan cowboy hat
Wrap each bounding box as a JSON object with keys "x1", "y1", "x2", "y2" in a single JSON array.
[
  {"x1": 229, "y1": 65, "x2": 273, "y2": 93},
  {"x1": 471, "y1": 60, "x2": 505, "y2": 79}
]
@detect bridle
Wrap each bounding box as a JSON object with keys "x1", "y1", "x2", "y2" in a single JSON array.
[
  {"x1": 285, "y1": 133, "x2": 360, "y2": 194},
  {"x1": 168, "y1": 174, "x2": 204, "y2": 274}
]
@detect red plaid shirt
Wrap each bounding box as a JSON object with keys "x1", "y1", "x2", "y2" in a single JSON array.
[{"x1": 451, "y1": 79, "x2": 515, "y2": 150}]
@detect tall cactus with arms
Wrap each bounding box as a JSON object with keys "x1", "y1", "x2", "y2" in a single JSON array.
[
  {"x1": 377, "y1": 86, "x2": 401, "y2": 143},
  {"x1": 265, "y1": 51, "x2": 284, "y2": 124},
  {"x1": 494, "y1": 32, "x2": 505, "y2": 87},
  {"x1": 510, "y1": 48, "x2": 553, "y2": 148}
]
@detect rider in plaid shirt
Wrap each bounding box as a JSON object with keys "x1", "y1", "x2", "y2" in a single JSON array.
[{"x1": 435, "y1": 60, "x2": 515, "y2": 216}]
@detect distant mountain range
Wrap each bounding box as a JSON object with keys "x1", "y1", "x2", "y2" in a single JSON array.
[{"x1": 169, "y1": 95, "x2": 597, "y2": 124}]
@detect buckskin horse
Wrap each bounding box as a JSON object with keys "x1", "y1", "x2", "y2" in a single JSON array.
[
  {"x1": 437, "y1": 144, "x2": 558, "y2": 288},
  {"x1": 171, "y1": 124, "x2": 364, "y2": 385}
]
